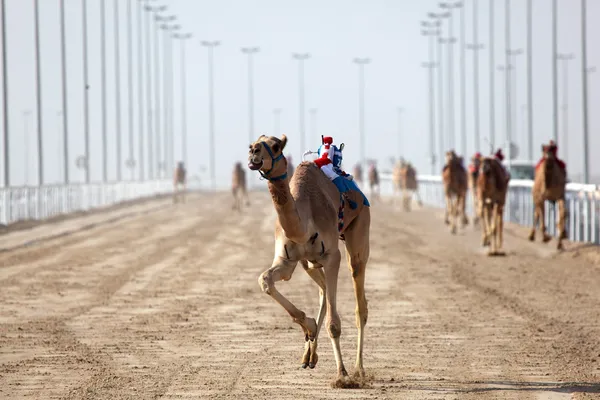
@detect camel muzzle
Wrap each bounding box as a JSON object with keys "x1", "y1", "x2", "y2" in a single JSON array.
[{"x1": 248, "y1": 160, "x2": 263, "y2": 170}]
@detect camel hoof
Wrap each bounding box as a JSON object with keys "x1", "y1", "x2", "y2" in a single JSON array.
[
  {"x1": 444, "y1": 219, "x2": 450, "y2": 225},
  {"x1": 528, "y1": 232, "x2": 535, "y2": 242},
  {"x1": 557, "y1": 242, "x2": 564, "y2": 251},
  {"x1": 309, "y1": 362, "x2": 316, "y2": 369},
  {"x1": 450, "y1": 226, "x2": 457, "y2": 235},
  {"x1": 301, "y1": 363, "x2": 308, "y2": 369},
  {"x1": 542, "y1": 235, "x2": 552, "y2": 243}
]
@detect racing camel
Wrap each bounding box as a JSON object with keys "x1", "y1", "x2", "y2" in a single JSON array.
[
  {"x1": 248, "y1": 134, "x2": 371, "y2": 387},
  {"x1": 477, "y1": 156, "x2": 509, "y2": 256},
  {"x1": 442, "y1": 150, "x2": 469, "y2": 234},
  {"x1": 173, "y1": 161, "x2": 187, "y2": 203},
  {"x1": 528, "y1": 141, "x2": 567, "y2": 250},
  {"x1": 231, "y1": 162, "x2": 249, "y2": 211},
  {"x1": 368, "y1": 163, "x2": 380, "y2": 202}
]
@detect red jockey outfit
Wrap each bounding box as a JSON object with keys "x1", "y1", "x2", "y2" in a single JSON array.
[
  {"x1": 468, "y1": 152, "x2": 482, "y2": 173},
  {"x1": 535, "y1": 140, "x2": 566, "y2": 171},
  {"x1": 314, "y1": 136, "x2": 350, "y2": 181},
  {"x1": 494, "y1": 149, "x2": 510, "y2": 180}
]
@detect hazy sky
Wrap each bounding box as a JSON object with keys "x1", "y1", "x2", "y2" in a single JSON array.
[{"x1": 1, "y1": 0, "x2": 599, "y2": 187}]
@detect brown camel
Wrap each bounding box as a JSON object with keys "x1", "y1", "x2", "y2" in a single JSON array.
[
  {"x1": 248, "y1": 134, "x2": 371, "y2": 386},
  {"x1": 399, "y1": 161, "x2": 422, "y2": 211},
  {"x1": 468, "y1": 153, "x2": 482, "y2": 226},
  {"x1": 353, "y1": 163, "x2": 363, "y2": 187},
  {"x1": 231, "y1": 162, "x2": 249, "y2": 210},
  {"x1": 368, "y1": 163, "x2": 380, "y2": 201},
  {"x1": 391, "y1": 161, "x2": 403, "y2": 206},
  {"x1": 173, "y1": 161, "x2": 187, "y2": 204},
  {"x1": 442, "y1": 150, "x2": 469, "y2": 234},
  {"x1": 477, "y1": 157, "x2": 509, "y2": 256},
  {"x1": 528, "y1": 144, "x2": 567, "y2": 250}
]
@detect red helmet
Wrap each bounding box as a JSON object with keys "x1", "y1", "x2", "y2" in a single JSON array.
[
  {"x1": 474, "y1": 152, "x2": 482, "y2": 158},
  {"x1": 495, "y1": 149, "x2": 505, "y2": 161},
  {"x1": 322, "y1": 136, "x2": 333, "y2": 145}
]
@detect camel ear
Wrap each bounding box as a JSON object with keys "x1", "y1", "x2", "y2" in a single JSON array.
[{"x1": 280, "y1": 134, "x2": 287, "y2": 151}]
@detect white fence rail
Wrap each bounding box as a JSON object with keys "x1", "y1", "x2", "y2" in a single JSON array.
[
  {"x1": 0, "y1": 180, "x2": 201, "y2": 226},
  {"x1": 379, "y1": 173, "x2": 600, "y2": 245}
]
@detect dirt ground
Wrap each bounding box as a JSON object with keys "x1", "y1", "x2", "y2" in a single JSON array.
[{"x1": 1, "y1": 192, "x2": 599, "y2": 399}]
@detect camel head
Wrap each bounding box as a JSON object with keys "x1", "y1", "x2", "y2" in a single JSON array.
[
  {"x1": 481, "y1": 157, "x2": 495, "y2": 176},
  {"x1": 445, "y1": 150, "x2": 457, "y2": 164},
  {"x1": 248, "y1": 134, "x2": 288, "y2": 181}
]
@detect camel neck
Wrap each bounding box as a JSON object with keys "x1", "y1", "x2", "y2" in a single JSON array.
[{"x1": 267, "y1": 178, "x2": 308, "y2": 243}]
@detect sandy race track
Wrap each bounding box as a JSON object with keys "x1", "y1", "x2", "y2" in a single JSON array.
[{"x1": 1, "y1": 192, "x2": 599, "y2": 399}]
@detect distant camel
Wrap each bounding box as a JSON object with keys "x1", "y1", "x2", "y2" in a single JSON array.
[
  {"x1": 353, "y1": 164, "x2": 363, "y2": 187},
  {"x1": 477, "y1": 157, "x2": 509, "y2": 256},
  {"x1": 368, "y1": 163, "x2": 380, "y2": 201},
  {"x1": 528, "y1": 142, "x2": 567, "y2": 250},
  {"x1": 231, "y1": 162, "x2": 249, "y2": 210},
  {"x1": 442, "y1": 150, "x2": 469, "y2": 234},
  {"x1": 173, "y1": 161, "x2": 187, "y2": 203}
]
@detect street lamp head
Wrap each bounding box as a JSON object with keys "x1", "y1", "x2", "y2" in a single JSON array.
[
  {"x1": 201, "y1": 40, "x2": 221, "y2": 47},
  {"x1": 174, "y1": 32, "x2": 192, "y2": 39},
  {"x1": 241, "y1": 47, "x2": 260, "y2": 54},
  {"x1": 292, "y1": 53, "x2": 310, "y2": 60},
  {"x1": 556, "y1": 53, "x2": 575, "y2": 60},
  {"x1": 353, "y1": 57, "x2": 371, "y2": 64}
]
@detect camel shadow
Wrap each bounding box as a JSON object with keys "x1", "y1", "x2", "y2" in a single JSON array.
[{"x1": 372, "y1": 378, "x2": 600, "y2": 395}]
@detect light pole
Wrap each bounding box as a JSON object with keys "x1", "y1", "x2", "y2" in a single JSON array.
[
  {"x1": 57, "y1": 111, "x2": 63, "y2": 182},
  {"x1": 353, "y1": 57, "x2": 370, "y2": 167},
  {"x1": 136, "y1": 0, "x2": 145, "y2": 181},
  {"x1": 422, "y1": 19, "x2": 440, "y2": 172},
  {"x1": 508, "y1": 48, "x2": 523, "y2": 160},
  {"x1": 552, "y1": 0, "x2": 558, "y2": 143},
  {"x1": 497, "y1": 64, "x2": 513, "y2": 154},
  {"x1": 489, "y1": 0, "x2": 496, "y2": 149},
  {"x1": 1, "y1": 0, "x2": 8, "y2": 186},
  {"x1": 526, "y1": 0, "x2": 534, "y2": 161},
  {"x1": 309, "y1": 108, "x2": 318, "y2": 141},
  {"x1": 173, "y1": 32, "x2": 192, "y2": 168},
  {"x1": 114, "y1": 0, "x2": 122, "y2": 181},
  {"x1": 428, "y1": 12, "x2": 449, "y2": 167},
  {"x1": 504, "y1": 0, "x2": 512, "y2": 165},
  {"x1": 100, "y1": 0, "x2": 107, "y2": 182},
  {"x1": 126, "y1": 0, "x2": 134, "y2": 180},
  {"x1": 201, "y1": 40, "x2": 220, "y2": 191},
  {"x1": 466, "y1": 0, "x2": 484, "y2": 153},
  {"x1": 159, "y1": 18, "x2": 179, "y2": 173},
  {"x1": 557, "y1": 53, "x2": 575, "y2": 164},
  {"x1": 82, "y1": 0, "x2": 90, "y2": 183},
  {"x1": 34, "y1": 0, "x2": 43, "y2": 185},
  {"x1": 273, "y1": 108, "x2": 282, "y2": 136},
  {"x1": 23, "y1": 110, "x2": 32, "y2": 185},
  {"x1": 292, "y1": 53, "x2": 310, "y2": 154},
  {"x1": 60, "y1": 0, "x2": 69, "y2": 184},
  {"x1": 241, "y1": 47, "x2": 260, "y2": 144},
  {"x1": 581, "y1": 0, "x2": 590, "y2": 183},
  {"x1": 439, "y1": 2, "x2": 462, "y2": 153}
]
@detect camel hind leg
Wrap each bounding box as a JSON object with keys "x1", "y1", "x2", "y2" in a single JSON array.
[
  {"x1": 496, "y1": 204, "x2": 506, "y2": 255},
  {"x1": 342, "y1": 207, "x2": 370, "y2": 379},
  {"x1": 528, "y1": 202, "x2": 540, "y2": 241}
]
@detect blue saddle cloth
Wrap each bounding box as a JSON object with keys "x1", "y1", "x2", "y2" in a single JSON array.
[{"x1": 331, "y1": 176, "x2": 370, "y2": 208}]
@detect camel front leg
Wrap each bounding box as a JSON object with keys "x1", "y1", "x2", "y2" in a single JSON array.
[
  {"x1": 300, "y1": 260, "x2": 326, "y2": 369},
  {"x1": 540, "y1": 202, "x2": 552, "y2": 243},
  {"x1": 258, "y1": 258, "x2": 319, "y2": 362},
  {"x1": 528, "y1": 202, "x2": 539, "y2": 241},
  {"x1": 460, "y1": 194, "x2": 469, "y2": 227},
  {"x1": 444, "y1": 194, "x2": 452, "y2": 226},
  {"x1": 481, "y1": 203, "x2": 490, "y2": 247},
  {"x1": 556, "y1": 199, "x2": 567, "y2": 250},
  {"x1": 450, "y1": 196, "x2": 459, "y2": 234},
  {"x1": 488, "y1": 203, "x2": 499, "y2": 255},
  {"x1": 321, "y1": 249, "x2": 350, "y2": 384},
  {"x1": 497, "y1": 204, "x2": 505, "y2": 255}
]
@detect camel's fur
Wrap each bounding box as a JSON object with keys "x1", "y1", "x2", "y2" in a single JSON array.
[
  {"x1": 368, "y1": 164, "x2": 380, "y2": 202},
  {"x1": 442, "y1": 151, "x2": 469, "y2": 234},
  {"x1": 477, "y1": 157, "x2": 509, "y2": 256},
  {"x1": 173, "y1": 163, "x2": 187, "y2": 204},
  {"x1": 232, "y1": 162, "x2": 250, "y2": 211},
  {"x1": 248, "y1": 134, "x2": 371, "y2": 386},
  {"x1": 468, "y1": 155, "x2": 482, "y2": 226},
  {"x1": 528, "y1": 145, "x2": 567, "y2": 250}
]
